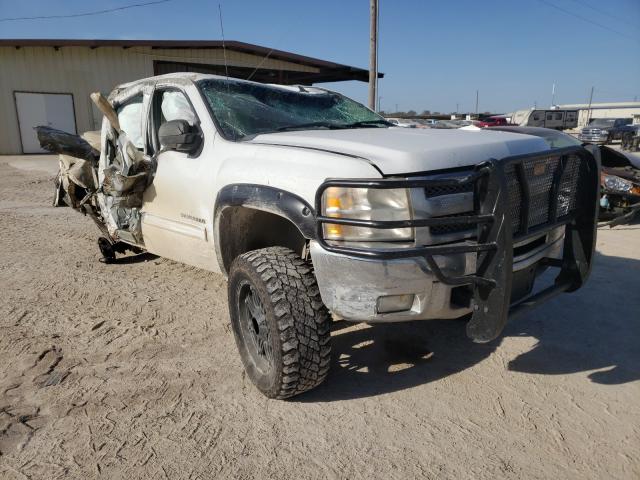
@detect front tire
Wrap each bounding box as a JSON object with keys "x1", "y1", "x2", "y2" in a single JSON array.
[{"x1": 228, "y1": 247, "x2": 331, "y2": 399}]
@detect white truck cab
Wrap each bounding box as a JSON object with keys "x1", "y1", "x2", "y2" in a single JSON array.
[{"x1": 42, "y1": 73, "x2": 600, "y2": 399}]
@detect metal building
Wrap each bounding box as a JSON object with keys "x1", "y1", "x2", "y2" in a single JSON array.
[{"x1": 0, "y1": 39, "x2": 380, "y2": 154}]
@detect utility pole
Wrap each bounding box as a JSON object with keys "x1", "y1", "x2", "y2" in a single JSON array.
[
  {"x1": 475, "y1": 90, "x2": 479, "y2": 116},
  {"x1": 586, "y1": 86, "x2": 594, "y2": 125},
  {"x1": 368, "y1": 0, "x2": 378, "y2": 110}
]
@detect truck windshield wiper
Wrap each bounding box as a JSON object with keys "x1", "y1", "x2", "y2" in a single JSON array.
[
  {"x1": 275, "y1": 121, "x2": 347, "y2": 132},
  {"x1": 274, "y1": 119, "x2": 391, "y2": 133},
  {"x1": 344, "y1": 120, "x2": 392, "y2": 128}
]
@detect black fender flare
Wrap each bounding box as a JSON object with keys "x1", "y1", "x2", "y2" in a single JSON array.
[
  {"x1": 214, "y1": 184, "x2": 317, "y2": 239},
  {"x1": 213, "y1": 185, "x2": 318, "y2": 271}
]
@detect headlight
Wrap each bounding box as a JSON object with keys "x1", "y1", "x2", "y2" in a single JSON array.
[
  {"x1": 321, "y1": 187, "x2": 413, "y2": 241},
  {"x1": 603, "y1": 174, "x2": 633, "y2": 193}
]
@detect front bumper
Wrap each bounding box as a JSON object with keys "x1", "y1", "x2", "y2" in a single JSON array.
[
  {"x1": 313, "y1": 146, "x2": 600, "y2": 343},
  {"x1": 311, "y1": 229, "x2": 564, "y2": 322}
]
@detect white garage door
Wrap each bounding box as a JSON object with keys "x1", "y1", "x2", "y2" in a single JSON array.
[{"x1": 15, "y1": 92, "x2": 76, "y2": 153}]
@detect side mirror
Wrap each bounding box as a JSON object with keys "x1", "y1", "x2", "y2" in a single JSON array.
[{"x1": 158, "y1": 119, "x2": 202, "y2": 154}]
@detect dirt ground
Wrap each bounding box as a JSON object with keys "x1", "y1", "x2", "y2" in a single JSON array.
[{"x1": 0, "y1": 155, "x2": 638, "y2": 480}]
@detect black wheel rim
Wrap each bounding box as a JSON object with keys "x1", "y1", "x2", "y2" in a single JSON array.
[{"x1": 237, "y1": 280, "x2": 274, "y2": 374}]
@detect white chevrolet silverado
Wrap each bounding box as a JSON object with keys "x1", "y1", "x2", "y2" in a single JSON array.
[{"x1": 40, "y1": 73, "x2": 600, "y2": 399}]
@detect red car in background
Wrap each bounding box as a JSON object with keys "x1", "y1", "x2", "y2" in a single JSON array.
[{"x1": 476, "y1": 115, "x2": 509, "y2": 127}]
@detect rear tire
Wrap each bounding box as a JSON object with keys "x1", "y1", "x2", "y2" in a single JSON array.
[
  {"x1": 228, "y1": 247, "x2": 331, "y2": 399},
  {"x1": 98, "y1": 237, "x2": 116, "y2": 263}
]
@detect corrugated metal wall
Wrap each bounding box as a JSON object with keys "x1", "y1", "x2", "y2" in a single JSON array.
[{"x1": 0, "y1": 46, "x2": 319, "y2": 154}]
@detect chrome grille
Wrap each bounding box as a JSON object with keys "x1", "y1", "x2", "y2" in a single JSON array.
[
  {"x1": 424, "y1": 182, "x2": 475, "y2": 237},
  {"x1": 426, "y1": 154, "x2": 582, "y2": 238}
]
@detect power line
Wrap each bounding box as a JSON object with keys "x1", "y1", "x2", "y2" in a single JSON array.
[
  {"x1": 536, "y1": 0, "x2": 639, "y2": 42},
  {"x1": 0, "y1": 0, "x2": 172, "y2": 23},
  {"x1": 569, "y1": 0, "x2": 639, "y2": 29}
]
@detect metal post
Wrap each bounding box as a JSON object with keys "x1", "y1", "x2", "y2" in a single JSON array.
[
  {"x1": 475, "y1": 90, "x2": 479, "y2": 116},
  {"x1": 586, "y1": 86, "x2": 594, "y2": 126},
  {"x1": 368, "y1": 0, "x2": 378, "y2": 110}
]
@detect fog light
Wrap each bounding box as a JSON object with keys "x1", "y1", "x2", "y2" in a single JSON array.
[{"x1": 376, "y1": 294, "x2": 415, "y2": 313}]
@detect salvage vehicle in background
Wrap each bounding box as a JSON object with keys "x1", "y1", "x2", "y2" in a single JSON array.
[
  {"x1": 40, "y1": 73, "x2": 600, "y2": 399},
  {"x1": 386, "y1": 117, "x2": 418, "y2": 128},
  {"x1": 599, "y1": 168, "x2": 640, "y2": 225},
  {"x1": 476, "y1": 115, "x2": 509, "y2": 127},
  {"x1": 578, "y1": 117, "x2": 633, "y2": 144},
  {"x1": 431, "y1": 119, "x2": 479, "y2": 129},
  {"x1": 620, "y1": 125, "x2": 640, "y2": 152},
  {"x1": 413, "y1": 119, "x2": 438, "y2": 128},
  {"x1": 490, "y1": 126, "x2": 640, "y2": 225}
]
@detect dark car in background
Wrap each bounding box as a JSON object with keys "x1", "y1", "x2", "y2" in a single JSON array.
[{"x1": 578, "y1": 118, "x2": 632, "y2": 145}]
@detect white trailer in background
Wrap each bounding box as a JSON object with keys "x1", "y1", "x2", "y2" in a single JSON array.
[
  {"x1": 511, "y1": 108, "x2": 578, "y2": 130},
  {"x1": 513, "y1": 102, "x2": 640, "y2": 131}
]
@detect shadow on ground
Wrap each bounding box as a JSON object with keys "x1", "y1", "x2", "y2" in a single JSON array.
[
  {"x1": 505, "y1": 250, "x2": 640, "y2": 385},
  {"x1": 298, "y1": 250, "x2": 640, "y2": 402},
  {"x1": 110, "y1": 252, "x2": 158, "y2": 265}
]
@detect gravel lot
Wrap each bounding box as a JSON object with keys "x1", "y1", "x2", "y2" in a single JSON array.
[{"x1": 1, "y1": 155, "x2": 638, "y2": 479}]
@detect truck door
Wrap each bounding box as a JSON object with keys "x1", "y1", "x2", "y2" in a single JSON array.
[{"x1": 140, "y1": 88, "x2": 217, "y2": 270}]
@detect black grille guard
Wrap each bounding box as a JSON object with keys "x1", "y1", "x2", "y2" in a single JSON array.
[{"x1": 314, "y1": 146, "x2": 600, "y2": 343}]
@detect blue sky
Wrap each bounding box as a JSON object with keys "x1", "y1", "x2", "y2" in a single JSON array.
[{"x1": 1, "y1": 0, "x2": 639, "y2": 113}]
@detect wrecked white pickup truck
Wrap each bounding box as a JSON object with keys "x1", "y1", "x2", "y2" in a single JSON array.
[{"x1": 40, "y1": 73, "x2": 600, "y2": 399}]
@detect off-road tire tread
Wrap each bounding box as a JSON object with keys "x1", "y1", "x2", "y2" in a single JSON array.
[{"x1": 232, "y1": 247, "x2": 331, "y2": 399}]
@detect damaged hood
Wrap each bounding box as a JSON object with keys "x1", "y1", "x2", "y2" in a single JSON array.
[{"x1": 249, "y1": 127, "x2": 551, "y2": 174}]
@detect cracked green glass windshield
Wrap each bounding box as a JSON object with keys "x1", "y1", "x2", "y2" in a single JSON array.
[{"x1": 198, "y1": 79, "x2": 387, "y2": 140}]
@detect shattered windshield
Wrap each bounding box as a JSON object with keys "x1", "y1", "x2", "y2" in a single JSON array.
[{"x1": 197, "y1": 79, "x2": 388, "y2": 140}]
